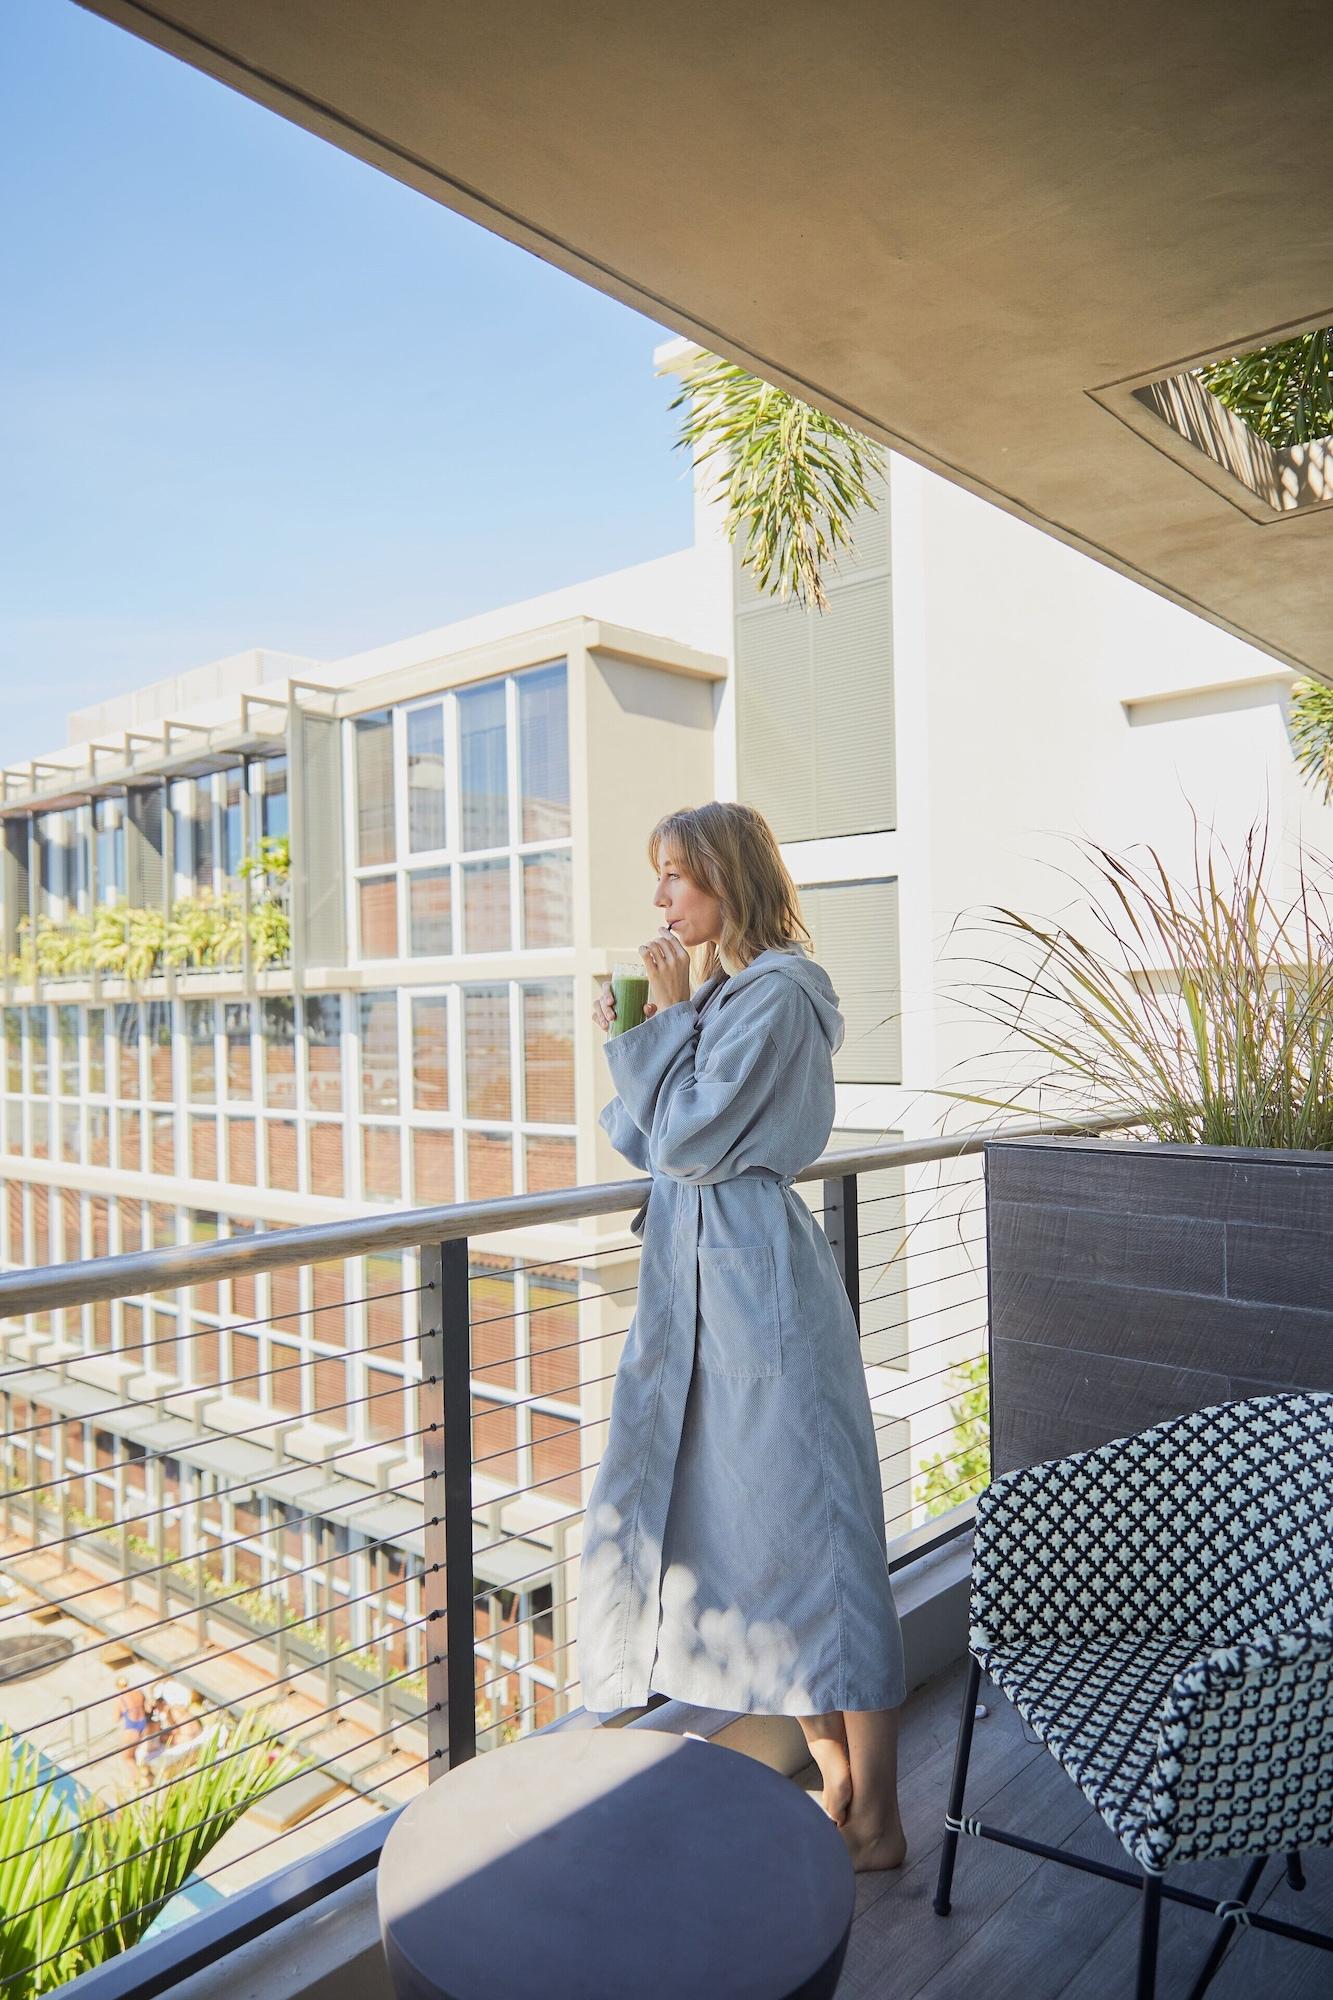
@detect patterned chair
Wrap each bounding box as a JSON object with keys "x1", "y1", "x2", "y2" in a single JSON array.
[{"x1": 933, "y1": 1392, "x2": 1333, "y2": 1999}]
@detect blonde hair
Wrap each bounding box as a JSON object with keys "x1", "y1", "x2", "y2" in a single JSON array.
[{"x1": 649, "y1": 802, "x2": 812, "y2": 981}]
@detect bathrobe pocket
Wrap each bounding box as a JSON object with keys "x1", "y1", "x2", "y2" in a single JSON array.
[{"x1": 696, "y1": 1246, "x2": 783, "y2": 1377}]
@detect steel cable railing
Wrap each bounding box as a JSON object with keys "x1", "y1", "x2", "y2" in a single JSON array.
[{"x1": 0, "y1": 1108, "x2": 1137, "y2": 1995}]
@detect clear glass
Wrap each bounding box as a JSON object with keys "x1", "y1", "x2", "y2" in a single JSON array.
[
  {"x1": 521, "y1": 849, "x2": 573, "y2": 948},
  {"x1": 223, "y1": 768, "x2": 245, "y2": 880},
  {"x1": 28, "y1": 1007, "x2": 48, "y2": 1095},
  {"x1": 462, "y1": 985, "x2": 511, "y2": 1120},
  {"x1": 304, "y1": 995, "x2": 343, "y2": 1112},
  {"x1": 186, "y1": 999, "x2": 217, "y2": 1102},
  {"x1": 358, "y1": 875, "x2": 398, "y2": 958},
  {"x1": 359, "y1": 992, "x2": 400, "y2": 1113},
  {"x1": 224, "y1": 1001, "x2": 253, "y2": 1099},
  {"x1": 262, "y1": 997, "x2": 297, "y2": 1108},
  {"x1": 260, "y1": 756, "x2": 289, "y2": 843},
  {"x1": 94, "y1": 797, "x2": 125, "y2": 904},
  {"x1": 411, "y1": 995, "x2": 449, "y2": 1111},
  {"x1": 3, "y1": 1009, "x2": 21, "y2": 1093},
  {"x1": 461, "y1": 858, "x2": 511, "y2": 954},
  {"x1": 57, "y1": 1006, "x2": 79, "y2": 1096},
  {"x1": 518, "y1": 662, "x2": 571, "y2": 842},
  {"x1": 406, "y1": 703, "x2": 447, "y2": 853},
  {"x1": 521, "y1": 981, "x2": 574, "y2": 1124},
  {"x1": 193, "y1": 776, "x2": 216, "y2": 894},
  {"x1": 114, "y1": 1002, "x2": 140, "y2": 1099},
  {"x1": 408, "y1": 868, "x2": 452, "y2": 956},
  {"x1": 146, "y1": 1001, "x2": 173, "y2": 1103},
  {"x1": 86, "y1": 1006, "x2": 107, "y2": 1095},
  {"x1": 354, "y1": 711, "x2": 395, "y2": 867},
  {"x1": 458, "y1": 680, "x2": 508, "y2": 851}
]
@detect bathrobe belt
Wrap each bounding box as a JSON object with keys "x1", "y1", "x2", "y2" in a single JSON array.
[{"x1": 630, "y1": 1164, "x2": 796, "y2": 1239}]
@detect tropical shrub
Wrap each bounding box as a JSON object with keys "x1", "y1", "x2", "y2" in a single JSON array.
[
  {"x1": 0, "y1": 1713, "x2": 296, "y2": 1997},
  {"x1": 667, "y1": 354, "x2": 885, "y2": 611},
  {"x1": 1201, "y1": 327, "x2": 1333, "y2": 449}
]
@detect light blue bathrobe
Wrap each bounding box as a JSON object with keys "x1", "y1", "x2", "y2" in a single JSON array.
[{"x1": 579, "y1": 946, "x2": 906, "y2": 1718}]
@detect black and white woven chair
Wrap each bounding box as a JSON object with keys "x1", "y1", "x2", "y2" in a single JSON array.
[{"x1": 934, "y1": 1392, "x2": 1333, "y2": 1999}]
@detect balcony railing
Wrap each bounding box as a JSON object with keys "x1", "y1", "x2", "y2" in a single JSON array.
[{"x1": 0, "y1": 1110, "x2": 1136, "y2": 1998}]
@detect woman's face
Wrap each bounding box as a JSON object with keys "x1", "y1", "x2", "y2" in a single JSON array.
[{"x1": 653, "y1": 849, "x2": 723, "y2": 949}]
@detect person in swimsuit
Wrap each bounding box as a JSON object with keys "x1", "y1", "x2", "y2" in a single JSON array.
[{"x1": 114, "y1": 1673, "x2": 149, "y2": 1777}]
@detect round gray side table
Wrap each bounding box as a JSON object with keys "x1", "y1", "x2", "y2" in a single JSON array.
[{"x1": 378, "y1": 1727, "x2": 855, "y2": 2000}]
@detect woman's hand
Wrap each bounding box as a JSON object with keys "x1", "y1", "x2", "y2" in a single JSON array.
[
  {"x1": 638, "y1": 927, "x2": 692, "y2": 1013},
  {"x1": 592, "y1": 978, "x2": 658, "y2": 1035}
]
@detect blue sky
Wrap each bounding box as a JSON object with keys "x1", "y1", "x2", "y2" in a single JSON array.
[{"x1": 0, "y1": 1, "x2": 692, "y2": 762}]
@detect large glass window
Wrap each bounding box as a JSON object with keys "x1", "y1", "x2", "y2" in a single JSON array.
[
  {"x1": 458, "y1": 682, "x2": 508, "y2": 851},
  {"x1": 359, "y1": 993, "x2": 400, "y2": 1113},
  {"x1": 223, "y1": 768, "x2": 245, "y2": 880},
  {"x1": 521, "y1": 850, "x2": 572, "y2": 949},
  {"x1": 28, "y1": 1008, "x2": 48, "y2": 1096},
  {"x1": 521, "y1": 983, "x2": 574, "y2": 1124},
  {"x1": 4, "y1": 1009, "x2": 21, "y2": 1093},
  {"x1": 461, "y1": 858, "x2": 511, "y2": 954},
  {"x1": 146, "y1": 1002, "x2": 173, "y2": 1102},
  {"x1": 407, "y1": 703, "x2": 447, "y2": 853},
  {"x1": 186, "y1": 1000, "x2": 217, "y2": 1102},
  {"x1": 305, "y1": 996, "x2": 343, "y2": 1112},
  {"x1": 86, "y1": 1007, "x2": 107, "y2": 1095},
  {"x1": 57, "y1": 1006, "x2": 79, "y2": 1097},
  {"x1": 192, "y1": 778, "x2": 216, "y2": 894},
  {"x1": 259, "y1": 756, "x2": 289, "y2": 842},
  {"x1": 224, "y1": 1002, "x2": 253, "y2": 1099},
  {"x1": 262, "y1": 998, "x2": 297, "y2": 1108},
  {"x1": 355, "y1": 713, "x2": 395, "y2": 867},
  {"x1": 462, "y1": 986, "x2": 511, "y2": 1121},
  {"x1": 408, "y1": 868, "x2": 452, "y2": 956},
  {"x1": 411, "y1": 997, "x2": 449, "y2": 1112},
  {"x1": 517, "y1": 663, "x2": 570, "y2": 842},
  {"x1": 115, "y1": 1002, "x2": 140, "y2": 1099},
  {"x1": 94, "y1": 797, "x2": 125, "y2": 904}
]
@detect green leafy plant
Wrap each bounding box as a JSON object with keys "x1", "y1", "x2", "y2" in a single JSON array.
[
  {"x1": 1201, "y1": 327, "x2": 1333, "y2": 449},
  {"x1": 164, "y1": 894, "x2": 246, "y2": 971},
  {"x1": 0, "y1": 1714, "x2": 296, "y2": 1997},
  {"x1": 947, "y1": 817, "x2": 1333, "y2": 1150},
  {"x1": 667, "y1": 353, "x2": 885, "y2": 611},
  {"x1": 238, "y1": 836, "x2": 290, "y2": 886},
  {"x1": 915, "y1": 1354, "x2": 990, "y2": 1518},
  {"x1": 1289, "y1": 679, "x2": 1333, "y2": 804}
]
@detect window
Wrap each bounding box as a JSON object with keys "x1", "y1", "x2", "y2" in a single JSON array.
[
  {"x1": 521, "y1": 850, "x2": 572, "y2": 948},
  {"x1": 224, "y1": 1002, "x2": 253, "y2": 1099},
  {"x1": 193, "y1": 777, "x2": 216, "y2": 894},
  {"x1": 259, "y1": 756, "x2": 289, "y2": 842},
  {"x1": 411, "y1": 997, "x2": 448, "y2": 1111},
  {"x1": 355, "y1": 713, "x2": 395, "y2": 867},
  {"x1": 186, "y1": 1000, "x2": 216, "y2": 1102},
  {"x1": 408, "y1": 868, "x2": 451, "y2": 956},
  {"x1": 358, "y1": 875, "x2": 398, "y2": 959},
  {"x1": 4, "y1": 1009, "x2": 21, "y2": 1093},
  {"x1": 262, "y1": 998, "x2": 296, "y2": 1108},
  {"x1": 94, "y1": 797, "x2": 125, "y2": 903},
  {"x1": 115, "y1": 1002, "x2": 140, "y2": 1099},
  {"x1": 517, "y1": 664, "x2": 570, "y2": 842},
  {"x1": 461, "y1": 858, "x2": 511, "y2": 954},
  {"x1": 359, "y1": 994, "x2": 400, "y2": 1113},
  {"x1": 458, "y1": 682, "x2": 508, "y2": 851},
  {"x1": 463, "y1": 987, "x2": 511, "y2": 1121},
  {"x1": 223, "y1": 768, "x2": 245, "y2": 881},
  {"x1": 305, "y1": 996, "x2": 343, "y2": 1112},
  {"x1": 407, "y1": 703, "x2": 447, "y2": 852},
  {"x1": 146, "y1": 1002, "x2": 173, "y2": 1102},
  {"x1": 86, "y1": 1008, "x2": 107, "y2": 1095},
  {"x1": 28, "y1": 1008, "x2": 48, "y2": 1095},
  {"x1": 521, "y1": 983, "x2": 574, "y2": 1124},
  {"x1": 57, "y1": 1006, "x2": 79, "y2": 1096}
]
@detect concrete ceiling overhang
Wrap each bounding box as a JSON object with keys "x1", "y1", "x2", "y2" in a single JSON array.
[{"x1": 76, "y1": 1, "x2": 1333, "y2": 677}]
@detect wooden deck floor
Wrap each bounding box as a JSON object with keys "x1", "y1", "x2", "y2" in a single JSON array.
[{"x1": 827, "y1": 1659, "x2": 1333, "y2": 1999}]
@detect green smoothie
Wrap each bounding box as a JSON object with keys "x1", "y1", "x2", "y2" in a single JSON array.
[{"x1": 608, "y1": 962, "x2": 651, "y2": 1037}]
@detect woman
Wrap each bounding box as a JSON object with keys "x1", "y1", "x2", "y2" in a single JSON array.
[
  {"x1": 113, "y1": 1673, "x2": 149, "y2": 1779},
  {"x1": 581, "y1": 801, "x2": 906, "y2": 1871}
]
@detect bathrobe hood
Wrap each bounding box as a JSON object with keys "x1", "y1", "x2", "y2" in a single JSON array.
[{"x1": 725, "y1": 946, "x2": 846, "y2": 1056}]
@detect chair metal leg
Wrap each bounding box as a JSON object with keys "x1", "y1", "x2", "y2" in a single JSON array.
[
  {"x1": 1136, "y1": 1874, "x2": 1162, "y2": 2000},
  {"x1": 1182, "y1": 1854, "x2": 1267, "y2": 2000},
  {"x1": 933, "y1": 1654, "x2": 982, "y2": 1918},
  {"x1": 1286, "y1": 1849, "x2": 1306, "y2": 1893}
]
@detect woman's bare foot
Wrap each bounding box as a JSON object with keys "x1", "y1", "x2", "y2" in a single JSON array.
[
  {"x1": 819, "y1": 1765, "x2": 853, "y2": 1826},
  {"x1": 798, "y1": 1712, "x2": 853, "y2": 1827},
  {"x1": 842, "y1": 1814, "x2": 908, "y2": 1872}
]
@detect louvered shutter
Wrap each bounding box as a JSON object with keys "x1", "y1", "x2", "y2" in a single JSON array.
[
  {"x1": 800, "y1": 879, "x2": 901, "y2": 1084},
  {"x1": 291, "y1": 706, "x2": 347, "y2": 970},
  {"x1": 735, "y1": 472, "x2": 894, "y2": 839}
]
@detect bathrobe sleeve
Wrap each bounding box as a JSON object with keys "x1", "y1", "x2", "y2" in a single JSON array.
[
  {"x1": 602, "y1": 980, "x2": 804, "y2": 1182},
  {"x1": 598, "y1": 1091, "x2": 652, "y2": 1171}
]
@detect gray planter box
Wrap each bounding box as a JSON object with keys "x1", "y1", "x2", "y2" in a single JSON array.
[{"x1": 985, "y1": 1135, "x2": 1333, "y2": 1476}]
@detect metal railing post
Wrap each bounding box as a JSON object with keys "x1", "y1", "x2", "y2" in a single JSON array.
[
  {"x1": 822, "y1": 1171, "x2": 861, "y2": 1331},
  {"x1": 420, "y1": 1236, "x2": 476, "y2": 1774}
]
